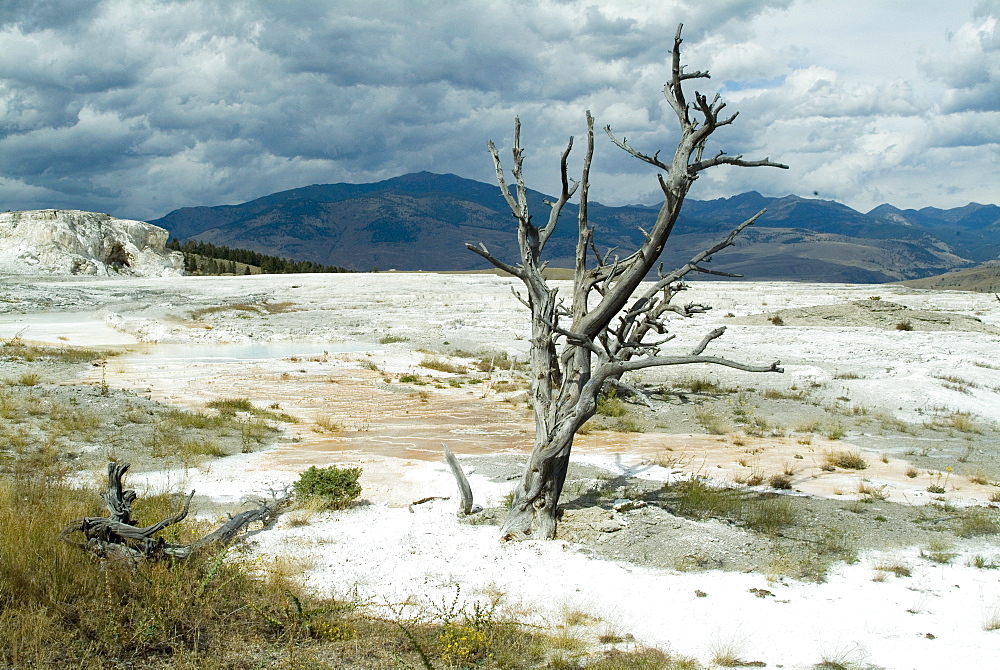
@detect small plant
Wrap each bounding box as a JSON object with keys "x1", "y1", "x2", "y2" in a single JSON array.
[
  {"x1": 675, "y1": 376, "x2": 736, "y2": 394},
  {"x1": 926, "y1": 468, "x2": 952, "y2": 494},
  {"x1": 824, "y1": 423, "x2": 847, "y2": 441},
  {"x1": 824, "y1": 449, "x2": 867, "y2": 471},
  {"x1": 438, "y1": 624, "x2": 489, "y2": 666},
  {"x1": 734, "y1": 469, "x2": 765, "y2": 487},
  {"x1": 189, "y1": 303, "x2": 263, "y2": 319},
  {"x1": 312, "y1": 415, "x2": 343, "y2": 434},
  {"x1": 857, "y1": 480, "x2": 888, "y2": 502},
  {"x1": 967, "y1": 471, "x2": 991, "y2": 485},
  {"x1": 958, "y1": 508, "x2": 1000, "y2": 537},
  {"x1": 947, "y1": 410, "x2": 976, "y2": 433},
  {"x1": 814, "y1": 528, "x2": 858, "y2": 566},
  {"x1": 207, "y1": 397, "x2": 255, "y2": 414},
  {"x1": 744, "y1": 496, "x2": 796, "y2": 533},
  {"x1": 293, "y1": 465, "x2": 362, "y2": 510},
  {"x1": 921, "y1": 539, "x2": 957, "y2": 564},
  {"x1": 596, "y1": 388, "x2": 627, "y2": 417},
  {"x1": 420, "y1": 356, "x2": 467, "y2": 374},
  {"x1": 895, "y1": 319, "x2": 913, "y2": 331},
  {"x1": 12, "y1": 371, "x2": 42, "y2": 386},
  {"x1": 378, "y1": 333, "x2": 408, "y2": 344},
  {"x1": 768, "y1": 473, "x2": 793, "y2": 490},
  {"x1": 873, "y1": 561, "x2": 911, "y2": 578},
  {"x1": 968, "y1": 555, "x2": 999, "y2": 569},
  {"x1": 399, "y1": 374, "x2": 420, "y2": 383},
  {"x1": 905, "y1": 466, "x2": 919, "y2": 478},
  {"x1": 694, "y1": 406, "x2": 728, "y2": 434},
  {"x1": 710, "y1": 638, "x2": 757, "y2": 668},
  {"x1": 768, "y1": 314, "x2": 784, "y2": 326},
  {"x1": 763, "y1": 387, "x2": 806, "y2": 400},
  {"x1": 984, "y1": 605, "x2": 1000, "y2": 632}
]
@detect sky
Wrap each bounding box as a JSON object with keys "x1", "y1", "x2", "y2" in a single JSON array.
[{"x1": 0, "y1": 0, "x2": 997, "y2": 222}]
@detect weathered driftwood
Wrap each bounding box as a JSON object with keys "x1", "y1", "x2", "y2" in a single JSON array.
[
  {"x1": 442, "y1": 443, "x2": 474, "y2": 515},
  {"x1": 60, "y1": 462, "x2": 287, "y2": 561},
  {"x1": 469, "y1": 24, "x2": 786, "y2": 540}
]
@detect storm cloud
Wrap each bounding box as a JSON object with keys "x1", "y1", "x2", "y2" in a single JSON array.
[{"x1": 0, "y1": 0, "x2": 996, "y2": 221}]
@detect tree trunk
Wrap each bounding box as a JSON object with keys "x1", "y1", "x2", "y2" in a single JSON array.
[{"x1": 500, "y1": 435, "x2": 573, "y2": 541}]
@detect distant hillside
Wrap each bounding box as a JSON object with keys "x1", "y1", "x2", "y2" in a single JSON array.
[
  {"x1": 897, "y1": 264, "x2": 1000, "y2": 293},
  {"x1": 150, "y1": 172, "x2": 999, "y2": 282}
]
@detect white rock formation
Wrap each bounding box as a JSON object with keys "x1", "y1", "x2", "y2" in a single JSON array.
[{"x1": 0, "y1": 209, "x2": 184, "y2": 277}]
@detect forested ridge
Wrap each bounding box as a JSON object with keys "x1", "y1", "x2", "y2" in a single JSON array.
[{"x1": 166, "y1": 238, "x2": 353, "y2": 275}]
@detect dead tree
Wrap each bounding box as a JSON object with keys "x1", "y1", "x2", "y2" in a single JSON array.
[
  {"x1": 60, "y1": 462, "x2": 287, "y2": 562},
  {"x1": 468, "y1": 24, "x2": 788, "y2": 540},
  {"x1": 442, "y1": 443, "x2": 475, "y2": 515}
]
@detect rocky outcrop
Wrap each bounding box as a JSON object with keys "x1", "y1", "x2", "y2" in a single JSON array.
[{"x1": 0, "y1": 210, "x2": 184, "y2": 277}]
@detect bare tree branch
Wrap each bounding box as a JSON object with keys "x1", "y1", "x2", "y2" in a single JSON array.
[
  {"x1": 61, "y1": 462, "x2": 289, "y2": 561},
  {"x1": 465, "y1": 242, "x2": 523, "y2": 278}
]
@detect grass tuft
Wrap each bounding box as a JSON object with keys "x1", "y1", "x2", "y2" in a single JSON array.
[
  {"x1": 957, "y1": 508, "x2": 1000, "y2": 537},
  {"x1": 420, "y1": 356, "x2": 467, "y2": 374},
  {"x1": 823, "y1": 449, "x2": 867, "y2": 471}
]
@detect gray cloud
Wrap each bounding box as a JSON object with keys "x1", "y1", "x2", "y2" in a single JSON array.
[{"x1": 0, "y1": 0, "x2": 994, "y2": 221}]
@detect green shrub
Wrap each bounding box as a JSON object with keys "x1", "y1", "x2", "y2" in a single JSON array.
[
  {"x1": 293, "y1": 465, "x2": 362, "y2": 510},
  {"x1": 596, "y1": 388, "x2": 627, "y2": 417}
]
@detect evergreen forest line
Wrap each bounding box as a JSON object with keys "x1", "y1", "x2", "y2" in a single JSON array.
[{"x1": 166, "y1": 238, "x2": 353, "y2": 275}]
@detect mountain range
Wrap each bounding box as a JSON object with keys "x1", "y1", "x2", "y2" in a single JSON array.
[{"x1": 150, "y1": 172, "x2": 1000, "y2": 283}]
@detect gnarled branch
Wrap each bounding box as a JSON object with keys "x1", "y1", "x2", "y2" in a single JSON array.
[{"x1": 61, "y1": 462, "x2": 289, "y2": 562}]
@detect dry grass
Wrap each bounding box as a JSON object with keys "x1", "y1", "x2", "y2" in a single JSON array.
[
  {"x1": 420, "y1": 356, "x2": 468, "y2": 374},
  {"x1": 660, "y1": 478, "x2": 796, "y2": 535},
  {"x1": 710, "y1": 637, "x2": 751, "y2": 667},
  {"x1": 823, "y1": 449, "x2": 867, "y2": 471},
  {"x1": 188, "y1": 303, "x2": 262, "y2": 319},
  {"x1": 984, "y1": 605, "x2": 1000, "y2": 632},
  {"x1": 872, "y1": 560, "x2": 911, "y2": 578},
  {"x1": 0, "y1": 336, "x2": 115, "y2": 364},
  {"x1": 769, "y1": 473, "x2": 793, "y2": 490},
  {"x1": 958, "y1": 508, "x2": 1000, "y2": 537},
  {"x1": 857, "y1": 480, "x2": 888, "y2": 502},
  {"x1": 312, "y1": 415, "x2": 344, "y2": 434},
  {"x1": 0, "y1": 475, "x2": 627, "y2": 669},
  {"x1": 694, "y1": 407, "x2": 729, "y2": 434}
]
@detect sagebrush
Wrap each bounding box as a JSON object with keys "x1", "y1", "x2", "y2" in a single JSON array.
[{"x1": 293, "y1": 465, "x2": 363, "y2": 510}]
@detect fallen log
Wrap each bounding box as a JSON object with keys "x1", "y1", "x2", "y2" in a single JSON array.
[{"x1": 60, "y1": 461, "x2": 288, "y2": 562}]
